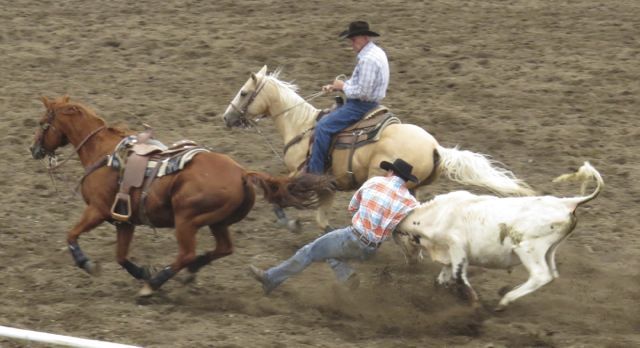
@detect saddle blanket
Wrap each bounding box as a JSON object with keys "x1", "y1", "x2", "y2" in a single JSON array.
[{"x1": 107, "y1": 136, "x2": 210, "y2": 177}]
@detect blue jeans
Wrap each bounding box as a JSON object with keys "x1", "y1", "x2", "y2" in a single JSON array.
[
  {"x1": 263, "y1": 226, "x2": 378, "y2": 291},
  {"x1": 308, "y1": 99, "x2": 378, "y2": 174}
]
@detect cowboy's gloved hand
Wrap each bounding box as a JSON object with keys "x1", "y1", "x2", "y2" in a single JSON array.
[{"x1": 322, "y1": 84, "x2": 334, "y2": 92}]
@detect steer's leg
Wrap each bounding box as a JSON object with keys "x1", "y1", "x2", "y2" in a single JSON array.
[
  {"x1": 449, "y1": 246, "x2": 479, "y2": 307},
  {"x1": 545, "y1": 230, "x2": 573, "y2": 278},
  {"x1": 498, "y1": 240, "x2": 554, "y2": 310}
]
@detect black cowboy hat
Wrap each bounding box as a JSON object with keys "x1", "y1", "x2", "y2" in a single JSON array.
[
  {"x1": 380, "y1": 158, "x2": 419, "y2": 183},
  {"x1": 339, "y1": 21, "x2": 381, "y2": 39}
]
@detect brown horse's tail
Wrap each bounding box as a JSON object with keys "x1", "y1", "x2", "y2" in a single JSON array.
[{"x1": 245, "y1": 171, "x2": 335, "y2": 209}]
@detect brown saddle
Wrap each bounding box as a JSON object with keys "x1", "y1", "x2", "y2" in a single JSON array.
[
  {"x1": 332, "y1": 106, "x2": 400, "y2": 148},
  {"x1": 295, "y1": 106, "x2": 400, "y2": 187},
  {"x1": 110, "y1": 131, "x2": 199, "y2": 223}
]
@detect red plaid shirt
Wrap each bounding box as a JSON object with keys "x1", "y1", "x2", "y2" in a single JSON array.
[{"x1": 349, "y1": 175, "x2": 418, "y2": 242}]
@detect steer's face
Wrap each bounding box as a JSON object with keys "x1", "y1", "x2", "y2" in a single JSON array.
[{"x1": 392, "y1": 231, "x2": 423, "y2": 265}]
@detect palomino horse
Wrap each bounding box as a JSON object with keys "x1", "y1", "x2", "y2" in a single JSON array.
[
  {"x1": 30, "y1": 96, "x2": 333, "y2": 296},
  {"x1": 223, "y1": 66, "x2": 534, "y2": 231}
]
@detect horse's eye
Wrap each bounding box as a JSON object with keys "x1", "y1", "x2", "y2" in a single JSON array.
[{"x1": 240, "y1": 91, "x2": 248, "y2": 97}]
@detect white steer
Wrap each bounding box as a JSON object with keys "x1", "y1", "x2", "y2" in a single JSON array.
[{"x1": 395, "y1": 162, "x2": 603, "y2": 310}]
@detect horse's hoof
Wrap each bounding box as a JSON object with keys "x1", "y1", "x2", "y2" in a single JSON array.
[
  {"x1": 137, "y1": 283, "x2": 154, "y2": 297},
  {"x1": 83, "y1": 261, "x2": 101, "y2": 276},
  {"x1": 287, "y1": 219, "x2": 302, "y2": 233}
]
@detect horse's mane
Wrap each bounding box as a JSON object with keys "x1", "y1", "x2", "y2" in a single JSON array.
[
  {"x1": 266, "y1": 68, "x2": 299, "y2": 92},
  {"x1": 263, "y1": 68, "x2": 309, "y2": 109},
  {"x1": 50, "y1": 96, "x2": 132, "y2": 136}
]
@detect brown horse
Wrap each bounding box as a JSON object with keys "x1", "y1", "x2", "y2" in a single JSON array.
[{"x1": 29, "y1": 96, "x2": 333, "y2": 296}]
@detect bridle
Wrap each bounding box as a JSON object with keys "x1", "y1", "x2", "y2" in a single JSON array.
[
  {"x1": 34, "y1": 108, "x2": 60, "y2": 158},
  {"x1": 36, "y1": 107, "x2": 106, "y2": 171},
  {"x1": 228, "y1": 75, "x2": 327, "y2": 127},
  {"x1": 228, "y1": 76, "x2": 269, "y2": 126}
]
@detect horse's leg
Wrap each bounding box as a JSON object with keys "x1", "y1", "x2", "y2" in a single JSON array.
[
  {"x1": 273, "y1": 205, "x2": 302, "y2": 233},
  {"x1": 115, "y1": 223, "x2": 151, "y2": 280},
  {"x1": 181, "y1": 224, "x2": 234, "y2": 284},
  {"x1": 316, "y1": 190, "x2": 335, "y2": 233},
  {"x1": 67, "y1": 206, "x2": 105, "y2": 276},
  {"x1": 138, "y1": 222, "x2": 198, "y2": 297}
]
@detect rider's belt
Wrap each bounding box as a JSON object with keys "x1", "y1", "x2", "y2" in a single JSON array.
[
  {"x1": 346, "y1": 98, "x2": 379, "y2": 104},
  {"x1": 351, "y1": 227, "x2": 382, "y2": 248}
]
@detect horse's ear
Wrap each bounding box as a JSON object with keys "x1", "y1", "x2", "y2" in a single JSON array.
[
  {"x1": 258, "y1": 65, "x2": 267, "y2": 75},
  {"x1": 251, "y1": 73, "x2": 258, "y2": 83},
  {"x1": 41, "y1": 96, "x2": 50, "y2": 107}
]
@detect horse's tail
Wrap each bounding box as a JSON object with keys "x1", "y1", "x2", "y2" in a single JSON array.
[
  {"x1": 435, "y1": 145, "x2": 535, "y2": 196},
  {"x1": 552, "y1": 161, "x2": 604, "y2": 207},
  {"x1": 245, "y1": 171, "x2": 335, "y2": 209}
]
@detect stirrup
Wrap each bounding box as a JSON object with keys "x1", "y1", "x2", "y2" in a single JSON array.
[{"x1": 111, "y1": 192, "x2": 132, "y2": 222}]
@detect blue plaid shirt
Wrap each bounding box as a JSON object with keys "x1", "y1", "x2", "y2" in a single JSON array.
[
  {"x1": 343, "y1": 41, "x2": 389, "y2": 103},
  {"x1": 349, "y1": 175, "x2": 418, "y2": 242}
]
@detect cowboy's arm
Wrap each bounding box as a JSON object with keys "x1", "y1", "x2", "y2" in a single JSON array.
[
  {"x1": 343, "y1": 58, "x2": 377, "y2": 99},
  {"x1": 348, "y1": 188, "x2": 362, "y2": 212}
]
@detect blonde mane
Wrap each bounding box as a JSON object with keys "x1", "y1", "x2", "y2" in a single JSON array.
[
  {"x1": 263, "y1": 69, "x2": 309, "y2": 112},
  {"x1": 266, "y1": 68, "x2": 299, "y2": 92}
]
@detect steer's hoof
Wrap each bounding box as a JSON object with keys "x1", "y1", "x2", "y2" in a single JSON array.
[
  {"x1": 137, "y1": 283, "x2": 154, "y2": 297},
  {"x1": 494, "y1": 304, "x2": 507, "y2": 312},
  {"x1": 83, "y1": 260, "x2": 101, "y2": 276}
]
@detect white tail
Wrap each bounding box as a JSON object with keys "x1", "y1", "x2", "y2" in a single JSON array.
[
  {"x1": 435, "y1": 145, "x2": 535, "y2": 196},
  {"x1": 553, "y1": 161, "x2": 604, "y2": 206}
]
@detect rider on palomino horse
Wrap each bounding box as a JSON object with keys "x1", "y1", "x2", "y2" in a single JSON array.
[{"x1": 308, "y1": 20, "x2": 388, "y2": 174}]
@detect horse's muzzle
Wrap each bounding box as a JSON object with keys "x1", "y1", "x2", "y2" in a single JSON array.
[
  {"x1": 223, "y1": 111, "x2": 250, "y2": 129},
  {"x1": 30, "y1": 143, "x2": 46, "y2": 160}
]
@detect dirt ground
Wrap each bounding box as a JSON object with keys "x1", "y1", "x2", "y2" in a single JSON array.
[{"x1": 1, "y1": 0, "x2": 639, "y2": 347}]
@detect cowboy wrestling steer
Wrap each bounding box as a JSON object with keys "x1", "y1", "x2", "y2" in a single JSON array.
[{"x1": 394, "y1": 162, "x2": 603, "y2": 310}]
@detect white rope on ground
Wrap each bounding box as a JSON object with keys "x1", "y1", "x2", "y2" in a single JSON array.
[{"x1": 0, "y1": 325, "x2": 141, "y2": 348}]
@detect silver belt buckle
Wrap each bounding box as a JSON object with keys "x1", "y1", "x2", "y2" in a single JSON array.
[
  {"x1": 360, "y1": 233, "x2": 370, "y2": 246},
  {"x1": 360, "y1": 232, "x2": 375, "y2": 247}
]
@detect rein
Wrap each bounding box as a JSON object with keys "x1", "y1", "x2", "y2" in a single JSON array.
[
  {"x1": 246, "y1": 90, "x2": 325, "y2": 166},
  {"x1": 230, "y1": 75, "x2": 331, "y2": 168},
  {"x1": 44, "y1": 125, "x2": 107, "y2": 197},
  {"x1": 47, "y1": 125, "x2": 106, "y2": 172}
]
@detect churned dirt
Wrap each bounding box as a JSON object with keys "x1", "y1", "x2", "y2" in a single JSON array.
[{"x1": 1, "y1": 0, "x2": 638, "y2": 347}]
